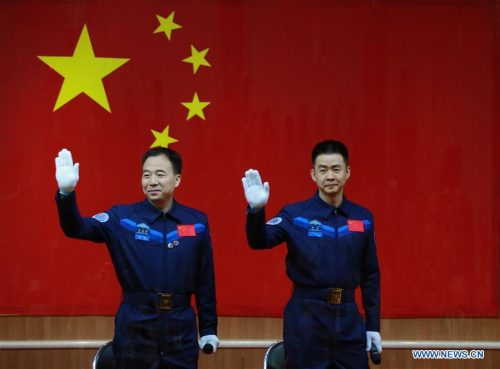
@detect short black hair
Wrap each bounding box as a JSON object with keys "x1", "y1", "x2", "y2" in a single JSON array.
[
  {"x1": 311, "y1": 140, "x2": 349, "y2": 167},
  {"x1": 142, "y1": 147, "x2": 182, "y2": 175}
]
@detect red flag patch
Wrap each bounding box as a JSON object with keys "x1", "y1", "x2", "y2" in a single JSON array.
[
  {"x1": 348, "y1": 220, "x2": 365, "y2": 232},
  {"x1": 177, "y1": 224, "x2": 196, "y2": 237}
]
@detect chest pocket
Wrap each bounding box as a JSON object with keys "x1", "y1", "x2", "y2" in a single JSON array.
[{"x1": 338, "y1": 220, "x2": 372, "y2": 260}]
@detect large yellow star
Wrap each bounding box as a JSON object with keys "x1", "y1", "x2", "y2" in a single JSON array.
[
  {"x1": 182, "y1": 45, "x2": 211, "y2": 74},
  {"x1": 181, "y1": 92, "x2": 210, "y2": 120},
  {"x1": 38, "y1": 25, "x2": 129, "y2": 112},
  {"x1": 150, "y1": 125, "x2": 178, "y2": 148},
  {"x1": 154, "y1": 11, "x2": 182, "y2": 40}
]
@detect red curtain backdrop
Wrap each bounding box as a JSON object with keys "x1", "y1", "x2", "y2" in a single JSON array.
[{"x1": 0, "y1": 0, "x2": 498, "y2": 317}]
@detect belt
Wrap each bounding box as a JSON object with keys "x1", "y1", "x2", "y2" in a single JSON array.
[
  {"x1": 122, "y1": 292, "x2": 191, "y2": 311},
  {"x1": 293, "y1": 286, "x2": 355, "y2": 304}
]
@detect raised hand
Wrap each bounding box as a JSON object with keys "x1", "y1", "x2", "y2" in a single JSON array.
[
  {"x1": 241, "y1": 169, "x2": 270, "y2": 209},
  {"x1": 55, "y1": 148, "x2": 80, "y2": 195}
]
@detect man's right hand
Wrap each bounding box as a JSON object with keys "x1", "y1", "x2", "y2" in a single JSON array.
[
  {"x1": 55, "y1": 149, "x2": 79, "y2": 195},
  {"x1": 242, "y1": 169, "x2": 270, "y2": 209}
]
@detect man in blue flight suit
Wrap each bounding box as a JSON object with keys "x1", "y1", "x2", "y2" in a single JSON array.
[
  {"x1": 55, "y1": 147, "x2": 219, "y2": 369},
  {"x1": 242, "y1": 140, "x2": 381, "y2": 369}
]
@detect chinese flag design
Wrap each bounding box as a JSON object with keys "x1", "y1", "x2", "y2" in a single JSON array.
[
  {"x1": 348, "y1": 220, "x2": 365, "y2": 233},
  {"x1": 0, "y1": 1, "x2": 497, "y2": 318},
  {"x1": 177, "y1": 224, "x2": 196, "y2": 237}
]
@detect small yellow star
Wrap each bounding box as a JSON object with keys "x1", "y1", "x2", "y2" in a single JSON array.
[
  {"x1": 150, "y1": 125, "x2": 179, "y2": 148},
  {"x1": 181, "y1": 92, "x2": 211, "y2": 120},
  {"x1": 154, "y1": 11, "x2": 182, "y2": 40},
  {"x1": 38, "y1": 25, "x2": 129, "y2": 112},
  {"x1": 182, "y1": 45, "x2": 211, "y2": 74}
]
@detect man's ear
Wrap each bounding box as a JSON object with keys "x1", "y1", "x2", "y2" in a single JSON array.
[
  {"x1": 310, "y1": 168, "x2": 317, "y2": 183},
  {"x1": 175, "y1": 174, "x2": 181, "y2": 188}
]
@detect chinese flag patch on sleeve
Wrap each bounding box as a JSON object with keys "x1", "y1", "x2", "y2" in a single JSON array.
[
  {"x1": 348, "y1": 220, "x2": 365, "y2": 232},
  {"x1": 177, "y1": 224, "x2": 196, "y2": 237}
]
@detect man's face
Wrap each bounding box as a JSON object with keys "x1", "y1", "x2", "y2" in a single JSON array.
[
  {"x1": 310, "y1": 153, "x2": 350, "y2": 197},
  {"x1": 142, "y1": 154, "x2": 180, "y2": 206}
]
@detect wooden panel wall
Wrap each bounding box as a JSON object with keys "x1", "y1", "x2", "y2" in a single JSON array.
[{"x1": 0, "y1": 316, "x2": 499, "y2": 369}]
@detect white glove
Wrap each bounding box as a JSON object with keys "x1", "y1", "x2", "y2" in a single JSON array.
[
  {"x1": 55, "y1": 149, "x2": 79, "y2": 195},
  {"x1": 199, "y1": 334, "x2": 220, "y2": 353},
  {"x1": 241, "y1": 169, "x2": 270, "y2": 209},
  {"x1": 366, "y1": 331, "x2": 382, "y2": 353}
]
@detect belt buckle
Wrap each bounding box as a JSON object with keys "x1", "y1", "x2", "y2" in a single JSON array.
[
  {"x1": 157, "y1": 293, "x2": 173, "y2": 310},
  {"x1": 327, "y1": 288, "x2": 343, "y2": 304}
]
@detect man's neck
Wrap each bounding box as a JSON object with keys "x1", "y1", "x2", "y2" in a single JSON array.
[
  {"x1": 318, "y1": 191, "x2": 343, "y2": 208},
  {"x1": 149, "y1": 197, "x2": 174, "y2": 213}
]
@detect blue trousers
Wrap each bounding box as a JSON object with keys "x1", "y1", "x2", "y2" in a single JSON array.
[
  {"x1": 283, "y1": 296, "x2": 369, "y2": 369},
  {"x1": 112, "y1": 303, "x2": 198, "y2": 369}
]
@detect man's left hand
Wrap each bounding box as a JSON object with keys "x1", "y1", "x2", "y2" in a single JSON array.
[
  {"x1": 199, "y1": 335, "x2": 220, "y2": 353},
  {"x1": 366, "y1": 331, "x2": 382, "y2": 353}
]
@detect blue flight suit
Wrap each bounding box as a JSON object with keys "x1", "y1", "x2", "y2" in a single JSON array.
[
  {"x1": 56, "y1": 191, "x2": 217, "y2": 369},
  {"x1": 246, "y1": 192, "x2": 380, "y2": 369}
]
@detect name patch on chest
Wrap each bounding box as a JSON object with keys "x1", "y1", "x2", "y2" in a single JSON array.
[
  {"x1": 134, "y1": 223, "x2": 151, "y2": 241},
  {"x1": 292, "y1": 217, "x2": 335, "y2": 238},
  {"x1": 308, "y1": 220, "x2": 323, "y2": 238}
]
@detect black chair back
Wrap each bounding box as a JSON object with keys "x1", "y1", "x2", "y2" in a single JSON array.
[
  {"x1": 263, "y1": 340, "x2": 285, "y2": 369},
  {"x1": 92, "y1": 341, "x2": 117, "y2": 369}
]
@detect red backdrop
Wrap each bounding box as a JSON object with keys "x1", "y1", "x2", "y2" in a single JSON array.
[{"x1": 0, "y1": 0, "x2": 498, "y2": 317}]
